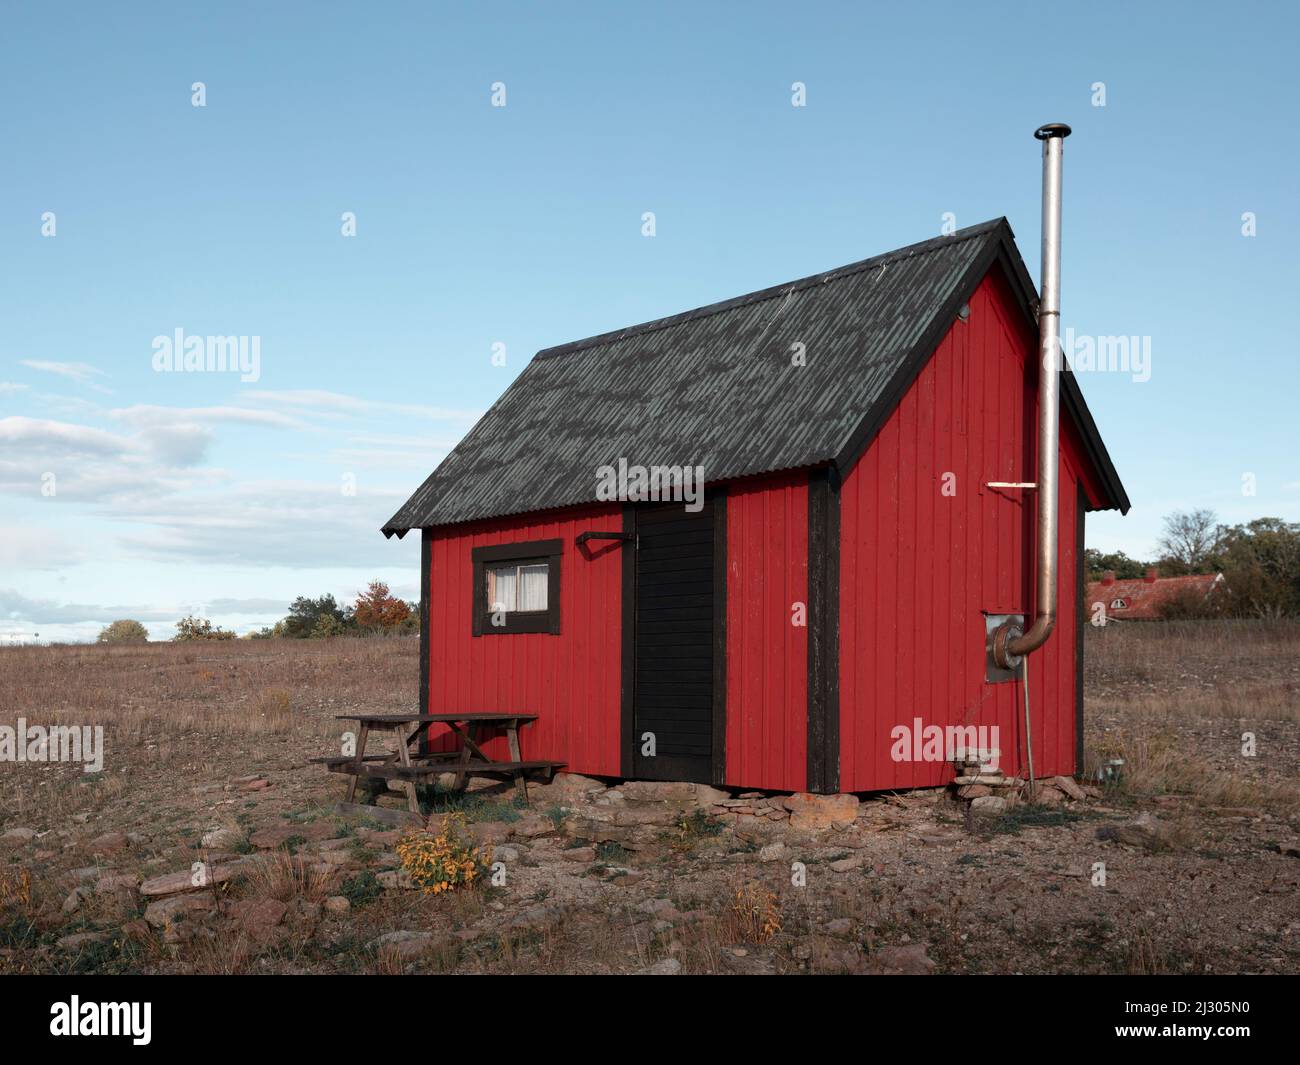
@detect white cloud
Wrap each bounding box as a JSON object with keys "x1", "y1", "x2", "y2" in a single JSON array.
[
  {"x1": 19, "y1": 360, "x2": 113, "y2": 394},
  {"x1": 0, "y1": 415, "x2": 131, "y2": 456},
  {"x1": 245, "y1": 388, "x2": 481, "y2": 423},
  {"x1": 110, "y1": 404, "x2": 304, "y2": 430}
]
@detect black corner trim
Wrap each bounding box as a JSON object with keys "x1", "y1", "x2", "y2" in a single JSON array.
[
  {"x1": 1075, "y1": 484, "x2": 1087, "y2": 777},
  {"x1": 619, "y1": 506, "x2": 636, "y2": 778},
  {"x1": 419, "y1": 529, "x2": 431, "y2": 757},
  {"x1": 711, "y1": 492, "x2": 728, "y2": 787},
  {"x1": 807, "y1": 467, "x2": 841, "y2": 794}
]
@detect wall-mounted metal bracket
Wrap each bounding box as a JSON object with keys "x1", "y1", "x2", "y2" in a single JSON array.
[
  {"x1": 984, "y1": 612, "x2": 1025, "y2": 683},
  {"x1": 575, "y1": 530, "x2": 633, "y2": 546}
]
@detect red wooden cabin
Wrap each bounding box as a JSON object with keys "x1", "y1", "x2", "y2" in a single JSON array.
[{"x1": 384, "y1": 219, "x2": 1129, "y2": 795}]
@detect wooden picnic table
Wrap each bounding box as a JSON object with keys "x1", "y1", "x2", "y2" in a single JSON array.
[{"x1": 313, "y1": 711, "x2": 564, "y2": 813}]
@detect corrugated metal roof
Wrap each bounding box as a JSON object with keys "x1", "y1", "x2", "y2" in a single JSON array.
[{"x1": 384, "y1": 218, "x2": 1125, "y2": 535}]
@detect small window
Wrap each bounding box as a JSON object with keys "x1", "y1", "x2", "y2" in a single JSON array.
[{"x1": 471, "y1": 539, "x2": 562, "y2": 635}]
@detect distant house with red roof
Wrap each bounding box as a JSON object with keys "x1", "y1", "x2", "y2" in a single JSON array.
[{"x1": 1086, "y1": 568, "x2": 1223, "y2": 621}]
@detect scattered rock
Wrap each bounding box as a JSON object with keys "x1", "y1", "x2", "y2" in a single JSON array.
[
  {"x1": 785, "y1": 793, "x2": 860, "y2": 831},
  {"x1": 969, "y1": 796, "x2": 1008, "y2": 814},
  {"x1": 692, "y1": 784, "x2": 733, "y2": 806},
  {"x1": 512, "y1": 815, "x2": 554, "y2": 839},
  {"x1": 493, "y1": 845, "x2": 521, "y2": 864},
  {"x1": 139, "y1": 860, "x2": 248, "y2": 897},
  {"x1": 538, "y1": 772, "x2": 607, "y2": 802},
  {"x1": 229, "y1": 897, "x2": 289, "y2": 943},
  {"x1": 201, "y1": 827, "x2": 242, "y2": 849},
  {"x1": 370, "y1": 930, "x2": 434, "y2": 960},
  {"x1": 377, "y1": 869, "x2": 417, "y2": 890},
  {"x1": 56, "y1": 932, "x2": 108, "y2": 951},
  {"x1": 1031, "y1": 786, "x2": 1064, "y2": 807},
  {"x1": 324, "y1": 895, "x2": 351, "y2": 914},
  {"x1": 621, "y1": 780, "x2": 698, "y2": 803},
  {"x1": 758, "y1": 842, "x2": 787, "y2": 863},
  {"x1": 637, "y1": 958, "x2": 682, "y2": 975},
  {"x1": 826, "y1": 918, "x2": 853, "y2": 936},
  {"x1": 866, "y1": 943, "x2": 935, "y2": 975},
  {"x1": 562, "y1": 845, "x2": 597, "y2": 863},
  {"x1": 1052, "y1": 776, "x2": 1087, "y2": 801},
  {"x1": 469, "y1": 821, "x2": 513, "y2": 846},
  {"x1": 1, "y1": 827, "x2": 37, "y2": 846},
  {"x1": 62, "y1": 887, "x2": 90, "y2": 914},
  {"x1": 1096, "y1": 812, "x2": 1176, "y2": 852},
  {"x1": 143, "y1": 894, "x2": 216, "y2": 928},
  {"x1": 94, "y1": 874, "x2": 139, "y2": 895},
  {"x1": 829, "y1": 855, "x2": 864, "y2": 873},
  {"x1": 88, "y1": 831, "x2": 130, "y2": 856},
  {"x1": 120, "y1": 919, "x2": 152, "y2": 942}
]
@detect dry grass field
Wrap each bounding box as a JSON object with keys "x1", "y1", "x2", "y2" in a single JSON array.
[{"x1": 1, "y1": 622, "x2": 1297, "y2": 975}]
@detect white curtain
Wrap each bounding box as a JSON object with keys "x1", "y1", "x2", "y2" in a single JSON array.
[
  {"x1": 488, "y1": 565, "x2": 517, "y2": 611},
  {"x1": 488, "y1": 563, "x2": 548, "y2": 612},
  {"x1": 519, "y1": 564, "x2": 549, "y2": 611}
]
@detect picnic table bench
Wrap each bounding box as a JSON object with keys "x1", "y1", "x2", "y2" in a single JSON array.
[{"x1": 312, "y1": 712, "x2": 564, "y2": 813}]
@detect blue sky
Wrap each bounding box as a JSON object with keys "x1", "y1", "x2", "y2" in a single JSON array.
[{"x1": 2, "y1": 0, "x2": 1297, "y2": 641}]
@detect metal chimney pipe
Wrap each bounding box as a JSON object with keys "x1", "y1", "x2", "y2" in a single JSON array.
[{"x1": 993, "y1": 122, "x2": 1071, "y2": 671}]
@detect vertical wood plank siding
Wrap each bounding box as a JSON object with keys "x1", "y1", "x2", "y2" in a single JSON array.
[
  {"x1": 838, "y1": 270, "x2": 1094, "y2": 791},
  {"x1": 425, "y1": 503, "x2": 624, "y2": 775},
  {"x1": 724, "y1": 472, "x2": 809, "y2": 792}
]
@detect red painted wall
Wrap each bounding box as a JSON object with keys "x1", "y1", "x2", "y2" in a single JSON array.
[
  {"x1": 424, "y1": 503, "x2": 623, "y2": 776},
  {"x1": 838, "y1": 268, "x2": 1092, "y2": 792},
  {"x1": 724, "y1": 472, "x2": 809, "y2": 791}
]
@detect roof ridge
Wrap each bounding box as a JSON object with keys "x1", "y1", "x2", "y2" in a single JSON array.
[{"x1": 534, "y1": 217, "x2": 1010, "y2": 361}]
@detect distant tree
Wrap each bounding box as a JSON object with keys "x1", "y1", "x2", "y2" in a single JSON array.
[
  {"x1": 1157, "y1": 582, "x2": 1221, "y2": 620},
  {"x1": 97, "y1": 619, "x2": 149, "y2": 644},
  {"x1": 1213, "y1": 518, "x2": 1300, "y2": 618},
  {"x1": 283, "y1": 594, "x2": 348, "y2": 639},
  {"x1": 174, "y1": 616, "x2": 236, "y2": 641},
  {"x1": 352, "y1": 580, "x2": 413, "y2": 632},
  {"x1": 1156, "y1": 509, "x2": 1220, "y2": 572},
  {"x1": 1084, "y1": 549, "x2": 1149, "y2": 581},
  {"x1": 310, "y1": 613, "x2": 346, "y2": 639}
]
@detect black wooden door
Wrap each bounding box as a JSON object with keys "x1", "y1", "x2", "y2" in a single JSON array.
[{"x1": 632, "y1": 502, "x2": 717, "y2": 783}]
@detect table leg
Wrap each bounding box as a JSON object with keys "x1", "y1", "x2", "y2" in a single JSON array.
[
  {"x1": 393, "y1": 724, "x2": 421, "y2": 815},
  {"x1": 453, "y1": 724, "x2": 472, "y2": 792},
  {"x1": 345, "y1": 722, "x2": 370, "y2": 804},
  {"x1": 507, "y1": 722, "x2": 526, "y2": 804}
]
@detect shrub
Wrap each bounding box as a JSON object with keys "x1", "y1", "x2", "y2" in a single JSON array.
[
  {"x1": 174, "y1": 616, "x2": 235, "y2": 641},
  {"x1": 728, "y1": 882, "x2": 782, "y2": 944},
  {"x1": 311, "y1": 614, "x2": 346, "y2": 639},
  {"x1": 340, "y1": 870, "x2": 382, "y2": 906},
  {"x1": 97, "y1": 619, "x2": 149, "y2": 644},
  {"x1": 396, "y1": 814, "x2": 491, "y2": 895}
]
